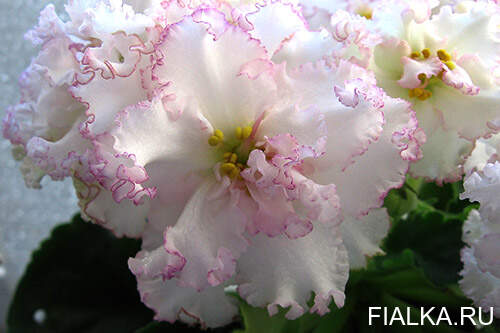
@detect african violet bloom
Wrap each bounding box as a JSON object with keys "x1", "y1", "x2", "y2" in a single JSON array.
[
  {"x1": 368, "y1": 0, "x2": 500, "y2": 183},
  {"x1": 460, "y1": 162, "x2": 500, "y2": 317},
  {"x1": 301, "y1": 0, "x2": 500, "y2": 183},
  {"x1": 4, "y1": 0, "x2": 425, "y2": 328},
  {"x1": 113, "y1": 8, "x2": 423, "y2": 326}
]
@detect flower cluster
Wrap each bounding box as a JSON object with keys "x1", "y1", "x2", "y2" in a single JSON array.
[{"x1": 3, "y1": 0, "x2": 500, "y2": 327}]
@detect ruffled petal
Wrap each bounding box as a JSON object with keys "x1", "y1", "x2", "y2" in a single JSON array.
[
  {"x1": 71, "y1": 36, "x2": 151, "y2": 138},
  {"x1": 161, "y1": 179, "x2": 248, "y2": 290},
  {"x1": 241, "y1": 148, "x2": 341, "y2": 237},
  {"x1": 81, "y1": 31, "x2": 145, "y2": 79},
  {"x1": 397, "y1": 56, "x2": 442, "y2": 89},
  {"x1": 74, "y1": 176, "x2": 150, "y2": 238},
  {"x1": 428, "y1": 5, "x2": 500, "y2": 67},
  {"x1": 25, "y1": 4, "x2": 66, "y2": 45},
  {"x1": 475, "y1": 234, "x2": 500, "y2": 279},
  {"x1": 328, "y1": 10, "x2": 380, "y2": 67},
  {"x1": 464, "y1": 134, "x2": 500, "y2": 175},
  {"x1": 5, "y1": 33, "x2": 84, "y2": 147},
  {"x1": 153, "y1": 13, "x2": 274, "y2": 134},
  {"x1": 459, "y1": 209, "x2": 500, "y2": 318},
  {"x1": 245, "y1": 1, "x2": 306, "y2": 56},
  {"x1": 313, "y1": 94, "x2": 422, "y2": 217},
  {"x1": 236, "y1": 223, "x2": 349, "y2": 319},
  {"x1": 410, "y1": 102, "x2": 472, "y2": 183},
  {"x1": 129, "y1": 248, "x2": 238, "y2": 327},
  {"x1": 433, "y1": 84, "x2": 500, "y2": 141},
  {"x1": 341, "y1": 208, "x2": 390, "y2": 269},
  {"x1": 25, "y1": 116, "x2": 91, "y2": 181},
  {"x1": 89, "y1": 134, "x2": 156, "y2": 205},
  {"x1": 107, "y1": 89, "x2": 216, "y2": 183},
  {"x1": 272, "y1": 28, "x2": 336, "y2": 69},
  {"x1": 65, "y1": 0, "x2": 156, "y2": 38},
  {"x1": 440, "y1": 63, "x2": 479, "y2": 95},
  {"x1": 461, "y1": 162, "x2": 500, "y2": 223},
  {"x1": 460, "y1": 246, "x2": 500, "y2": 318},
  {"x1": 264, "y1": 60, "x2": 384, "y2": 172}
]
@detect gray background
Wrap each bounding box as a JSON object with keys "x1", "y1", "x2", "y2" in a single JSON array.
[{"x1": 0, "y1": 0, "x2": 78, "y2": 328}]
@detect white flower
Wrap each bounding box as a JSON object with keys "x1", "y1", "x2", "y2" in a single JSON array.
[
  {"x1": 3, "y1": 1, "x2": 426, "y2": 327},
  {"x1": 459, "y1": 162, "x2": 500, "y2": 317},
  {"x1": 367, "y1": 1, "x2": 500, "y2": 182},
  {"x1": 110, "y1": 10, "x2": 422, "y2": 326}
]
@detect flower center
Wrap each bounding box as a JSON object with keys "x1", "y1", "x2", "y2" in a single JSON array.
[
  {"x1": 207, "y1": 125, "x2": 255, "y2": 179},
  {"x1": 356, "y1": 4, "x2": 373, "y2": 20},
  {"x1": 407, "y1": 48, "x2": 456, "y2": 101}
]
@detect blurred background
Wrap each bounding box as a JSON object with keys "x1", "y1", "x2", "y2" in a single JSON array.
[{"x1": 0, "y1": 0, "x2": 78, "y2": 328}]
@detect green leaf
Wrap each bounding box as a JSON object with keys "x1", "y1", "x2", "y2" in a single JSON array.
[
  {"x1": 416, "y1": 181, "x2": 469, "y2": 215},
  {"x1": 384, "y1": 209, "x2": 465, "y2": 286},
  {"x1": 383, "y1": 177, "x2": 479, "y2": 286},
  {"x1": 7, "y1": 214, "x2": 153, "y2": 333}
]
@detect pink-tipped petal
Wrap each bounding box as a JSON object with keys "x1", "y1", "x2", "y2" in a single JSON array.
[{"x1": 236, "y1": 223, "x2": 349, "y2": 319}]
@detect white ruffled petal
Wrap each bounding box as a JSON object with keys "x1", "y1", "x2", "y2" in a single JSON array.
[
  {"x1": 236, "y1": 223, "x2": 349, "y2": 319},
  {"x1": 129, "y1": 248, "x2": 238, "y2": 327},
  {"x1": 264, "y1": 60, "x2": 385, "y2": 173},
  {"x1": 74, "y1": 176, "x2": 150, "y2": 238},
  {"x1": 460, "y1": 246, "x2": 500, "y2": 318},
  {"x1": 460, "y1": 209, "x2": 500, "y2": 318},
  {"x1": 272, "y1": 28, "x2": 337, "y2": 69},
  {"x1": 160, "y1": 179, "x2": 248, "y2": 290},
  {"x1": 428, "y1": 5, "x2": 500, "y2": 67},
  {"x1": 341, "y1": 209, "x2": 390, "y2": 269},
  {"x1": 409, "y1": 102, "x2": 473, "y2": 183},
  {"x1": 464, "y1": 134, "x2": 500, "y2": 175},
  {"x1": 245, "y1": 1, "x2": 306, "y2": 56},
  {"x1": 314, "y1": 94, "x2": 422, "y2": 217},
  {"x1": 461, "y1": 162, "x2": 500, "y2": 223},
  {"x1": 152, "y1": 14, "x2": 273, "y2": 134},
  {"x1": 65, "y1": 0, "x2": 156, "y2": 38},
  {"x1": 111, "y1": 96, "x2": 216, "y2": 183},
  {"x1": 432, "y1": 84, "x2": 500, "y2": 141}
]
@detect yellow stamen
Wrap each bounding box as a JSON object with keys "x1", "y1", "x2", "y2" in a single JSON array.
[
  {"x1": 242, "y1": 126, "x2": 252, "y2": 139},
  {"x1": 229, "y1": 167, "x2": 240, "y2": 179},
  {"x1": 236, "y1": 163, "x2": 244, "y2": 169},
  {"x1": 410, "y1": 51, "x2": 421, "y2": 59},
  {"x1": 409, "y1": 89, "x2": 415, "y2": 98},
  {"x1": 413, "y1": 88, "x2": 424, "y2": 97},
  {"x1": 214, "y1": 129, "x2": 224, "y2": 140},
  {"x1": 208, "y1": 135, "x2": 221, "y2": 146},
  {"x1": 444, "y1": 61, "x2": 456, "y2": 70},
  {"x1": 223, "y1": 152, "x2": 232, "y2": 160},
  {"x1": 221, "y1": 162, "x2": 236, "y2": 174},
  {"x1": 437, "y1": 49, "x2": 451, "y2": 62},
  {"x1": 417, "y1": 90, "x2": 432, "y2": 101},
  {"x1": 418, "y1": 73, "x2": 427, "y2": 82},
  {"x1": 358, "y1": 7, "x2": 373, "y2": 20},
  {"x1": 421, "y1": 48, "x2": 431, "y2": 59},
  {"x1": 235, "y1": 126, "x2": 243, "y2": 140},
  {"x1": 229, "y1": 153, "x2": 238, "y2": 164}
]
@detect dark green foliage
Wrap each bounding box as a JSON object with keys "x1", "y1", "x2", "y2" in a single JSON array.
[{"x1": 7, "y1": 215, "x2": 152, "y2": 333}]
